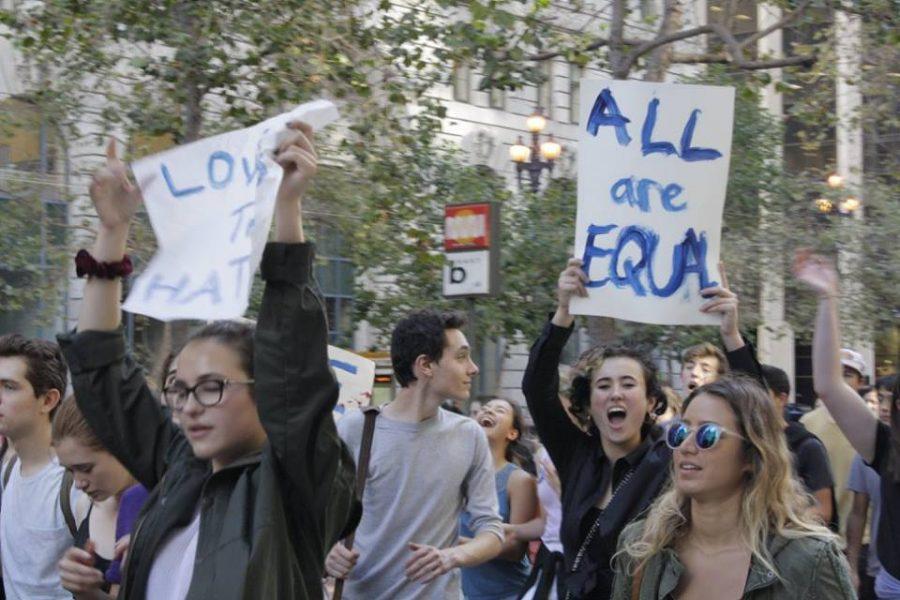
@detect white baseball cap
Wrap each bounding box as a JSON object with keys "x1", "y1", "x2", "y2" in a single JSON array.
[{"x1": 840, "y1": 348, "x2": 867, "y2": 376}]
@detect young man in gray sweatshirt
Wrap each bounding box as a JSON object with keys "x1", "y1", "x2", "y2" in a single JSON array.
[{"x1": 326, "y1": 309, "x2": 503, "y2": 599}]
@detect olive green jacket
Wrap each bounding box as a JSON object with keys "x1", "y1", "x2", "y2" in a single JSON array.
[{"x1": 611, "y1": 520, "x2": 857, "y2": 600}]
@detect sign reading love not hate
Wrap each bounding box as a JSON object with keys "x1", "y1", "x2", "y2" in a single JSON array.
[
  {"x1": 122, "y1": 100, "x2": 339, "y2": 321},
  {"x1": 569, "y1": 80, "x2": 735, "y2": 326}
]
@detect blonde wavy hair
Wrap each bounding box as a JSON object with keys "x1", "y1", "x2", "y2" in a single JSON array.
[{"x1": 620, "y1": 375, "x2": 838, "y2": 578}]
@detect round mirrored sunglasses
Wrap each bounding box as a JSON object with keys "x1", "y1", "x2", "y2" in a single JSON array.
[{"x1": 665, "y1": 420, "x2": 744, "y2": 451}]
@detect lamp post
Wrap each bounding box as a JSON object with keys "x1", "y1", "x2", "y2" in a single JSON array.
[
  {"x1": 814, "y1": 172, "x2": 862, "y2": 216},
  {"x1": 509, "y1": 107, "x2": 562, "y2": 193}
]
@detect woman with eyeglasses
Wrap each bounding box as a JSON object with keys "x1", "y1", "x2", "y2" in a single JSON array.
[
  {"x1": 795, "y1": 250, "x2": 900, "y2": 599},
  {"x1": 56, "y1": 124, "x2": 357, "y2": 600},
  {"x1": 611, "y1": 376, "x2": 854, "y2": 600}
]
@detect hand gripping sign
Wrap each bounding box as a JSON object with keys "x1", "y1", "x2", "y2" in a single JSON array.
[
  {"x1": 329, "y1": 345, "x2": 376, "y2": 418},
  {"x1": 570, "y1": 81, "x2": 735, "y2": 325},
  {"x1": 123, "y1": 100, "x2": 339, "y2": 321}
]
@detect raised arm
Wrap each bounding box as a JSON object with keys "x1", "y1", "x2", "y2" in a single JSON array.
[
  {"x1": 523, "y1": 258, "x2": 590, "y2": 474},
  {"x1": 60, "y1": 139, "x2": 183, "y2": 488},
  {"x1": 793, "y1": 250, "x2": 878, "y2": 462},
  {"x1": 699, "y1": 265, "x2": 766, "y2": 387},
  {"x1": 253, "y1": 122, "x2": 356, "y2": 547}
]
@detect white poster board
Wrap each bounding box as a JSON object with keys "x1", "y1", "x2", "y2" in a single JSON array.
[
  {"x1": 123, "y1": 100, "x2": 339, "y2": 321},
  {"x1": 329, "y1": 346, "x2": 375, "y2": 418},
  {"x1": 570, "y1": 80, "x2": 734, "y2": 325}
]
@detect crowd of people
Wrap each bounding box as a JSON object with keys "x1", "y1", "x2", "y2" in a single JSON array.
[{"x1": 0, "y1": 122, "x2": 897, "y2": 600}]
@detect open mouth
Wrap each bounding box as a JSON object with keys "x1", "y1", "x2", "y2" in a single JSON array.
[
  {"x1": 477, "y1": 415, "x2": 496, "y2": 428},
  {"x1": 607, "y1": 406, "x2": 627, "y2": 426},
  {"x1": 678, "y1": 462, "x2": 702, "y2": 472}
]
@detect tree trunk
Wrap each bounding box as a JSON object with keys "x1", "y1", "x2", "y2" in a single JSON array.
[{"x1": 644, "y1": 0, "x2": 684, "y2": 82}]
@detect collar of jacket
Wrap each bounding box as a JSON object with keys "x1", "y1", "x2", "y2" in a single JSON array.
[{"x1": 654, "y1": 537, "x2": 788, "y2": 598}]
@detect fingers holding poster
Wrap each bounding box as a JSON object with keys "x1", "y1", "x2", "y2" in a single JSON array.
[{"x1": 569, "y1": 80, "x2": 735, "y2": 326}]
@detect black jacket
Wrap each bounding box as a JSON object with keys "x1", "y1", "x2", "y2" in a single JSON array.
[
  {"x1": 58, "y1": 242, "x2": 359, "y2": 600},
  {"x1": 523, "y1": 320, "x2": 672, "y2": 599}
]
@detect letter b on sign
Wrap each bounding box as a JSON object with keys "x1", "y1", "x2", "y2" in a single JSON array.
[{"x1": 443, "y1": 250, "x2": 490, "y2": 297}]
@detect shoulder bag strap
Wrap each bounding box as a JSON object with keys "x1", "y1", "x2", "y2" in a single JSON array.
[
  {"x1": 333, "y1": 407, "x2": 379, "y2": 600},
  {"x1": 59, "y1": 468, "x2": 77, "y2": 537},
  {"x1": 3, "y1": 454, "x2": 18, "y2": 489}
]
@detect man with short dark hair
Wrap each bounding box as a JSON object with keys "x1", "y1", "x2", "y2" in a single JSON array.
[
  {"x1": 326, "y1": 310, "x2": 503, "y2": 599},
  {"x1": 762, "y1": 364, "x2": 837, "y2": 529},
  {"x1": 0, "y1": 333, "x2": 81, "y2": 600}
]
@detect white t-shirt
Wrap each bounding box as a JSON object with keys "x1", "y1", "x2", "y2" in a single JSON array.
[
  {"x1": 0, "y1": 457, "x2": 80, "y2": 600},
  {"x1": 145, "y1": 510, "x2": 201, "y2": 600},
  {"x1": 535, "y1": 446, "x2": 563, "y2": 553}
]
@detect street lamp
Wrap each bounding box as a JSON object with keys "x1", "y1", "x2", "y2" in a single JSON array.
[
  {"x1": 814, "y1": 172, "x2": 862, "y2": 217},
  {"x1": 510, "y1": 107, "x2": 561, "y2": 193}
]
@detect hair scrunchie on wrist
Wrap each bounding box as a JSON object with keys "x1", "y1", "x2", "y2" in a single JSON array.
[{"x1": 75, "y1": 249, "x2": 134, "y2": 279}]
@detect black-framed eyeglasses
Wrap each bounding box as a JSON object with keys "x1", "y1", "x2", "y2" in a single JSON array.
[
  {"x1": 665, "y1": 420, "x2": 745, "y2": 451},
  {"x1": 162, "y1": 379, "x2": 254, "y2": 411}
]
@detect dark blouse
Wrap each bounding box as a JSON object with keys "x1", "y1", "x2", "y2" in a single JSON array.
[
  {"x1": 74, "y1": 504, "x2": 113, "y2": 592},
  {"x1": 868, "y1": 421, "x2": 900, "y2": 580},
  {"x1": 523, "y1": 320, "x2": 672, "y2": 599}
]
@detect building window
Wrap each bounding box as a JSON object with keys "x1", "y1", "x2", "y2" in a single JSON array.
[
  {"x1": 569, "y1": 64, "x2": 583, "y2": 124},
  {"x1": 453, "y1": 62, "x2": 471, "y2": 103},
  {"x1": 314, "y1": 224, "x2": 355, "y2": 346},
  {"x1": 538, "y1": 61, "x2": 553, "y2": 119},
  {"x1": 488, "y1": 86, "x2": 505, "y2": 110}
]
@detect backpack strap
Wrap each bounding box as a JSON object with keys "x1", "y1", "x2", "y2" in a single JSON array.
[
  {"x1": 2, "y1": 454, "x2": 18, "y2": 490},
  {"x1": 332, "y1": 406, "x2": 379, "y2": 600},
  {"x1": 59, "y1": 469, "x2": 77, "y2": 537}
]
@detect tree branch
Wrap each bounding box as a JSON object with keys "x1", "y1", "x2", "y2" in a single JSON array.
[{"x1": 739, "y1": 0, "x2": 812, "y2": 49}]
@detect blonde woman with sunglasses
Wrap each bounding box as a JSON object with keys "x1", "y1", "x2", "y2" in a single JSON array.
[{"x1": 611, "y1": 376, "x2": 855, "y2": 600}]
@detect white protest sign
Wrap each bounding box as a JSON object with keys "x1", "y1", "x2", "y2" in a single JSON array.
[
  {"x1": 123, "y1": 100, "x2": 339, "y2": 321},
  {"x1": 328, "y1": 346, "x2": 376, "y2": 417},
  {"x1": 570, "y1": 80, "x2": 734, "y2": 325}
]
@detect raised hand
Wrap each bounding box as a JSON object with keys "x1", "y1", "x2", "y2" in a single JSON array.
[
  {"x1": 557, "y1": 257, "x2": 589, "y2": 310},
  {"x1": 88, "y1": 138, "x2": 143, "y2": 231},
  {"x1": 274, "y1": 121, "x2": 318, "y2": 203},
  {"x1": 792, "y1": 249, "x2": 840, "y2": 298},
  {"x1": 700, "y1": 262, "x2": 742, "y2": 351}
]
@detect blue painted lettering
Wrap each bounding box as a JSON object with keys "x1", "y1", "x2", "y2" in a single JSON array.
[
  {"x1": 586, "y1": 88, "x2": 632, "y2": 145},
  {"x1": 609, "y1": 177, "x2": 686, "y2": 213},
  {"x1": 208, "y1": 151, "x2": 235, "y2": 190},
  {"x1": 179, "y1": 271, "x2": 222, "y2": 305},
  {"x1": 242, "y1": 156, "x2": 267, "y2": 186},
  {"x1": 161, "y1": 165, "x2": 204, "y2": 198},
  {"x1": 679, "y1": 109, "x2": 723, "y2": 162},
  {"x1": 228, "y1": 254, "x2": 252, "y2": 298},
  {"x1": 230, "y1": 202, "x2": 254, "y2": 243},
  {"x1": 641, "y1": 99, "x2": 678, "y2": 157},
  {"x1": 143, "y1": 273, "x2": 190, "y2": 302},
  {"x1": 580, "y1": 223, "x2": 717, "y2": 297}
]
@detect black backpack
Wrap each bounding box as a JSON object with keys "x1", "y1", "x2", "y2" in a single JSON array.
[{"x1": 784, "y1": 422, "x2": 840, "y2": 533}]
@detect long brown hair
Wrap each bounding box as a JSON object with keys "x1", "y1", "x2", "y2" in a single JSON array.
[
  {"x1": 51, "y1": 395, "x2": 104, "y2": 451},
  {"x1": 619, "y1": 375, "x2": 837, "y2": 578}
]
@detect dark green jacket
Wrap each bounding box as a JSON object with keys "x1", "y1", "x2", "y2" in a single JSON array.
[
  {"x1": 58, "y1": 242, "x2": 359, "y2": 600},
  {"x1": 611, "y1": 520, "x2": 856, "y2": 600}
]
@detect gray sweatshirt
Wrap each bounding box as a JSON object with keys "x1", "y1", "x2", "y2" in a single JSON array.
[{"x1": 336, "y1": 407, "x2": 504, "y2": 599}]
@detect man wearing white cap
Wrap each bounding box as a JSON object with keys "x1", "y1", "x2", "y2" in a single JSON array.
[{"x1": 801, "y1": 348, "x2": 868, "y2": 537}]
